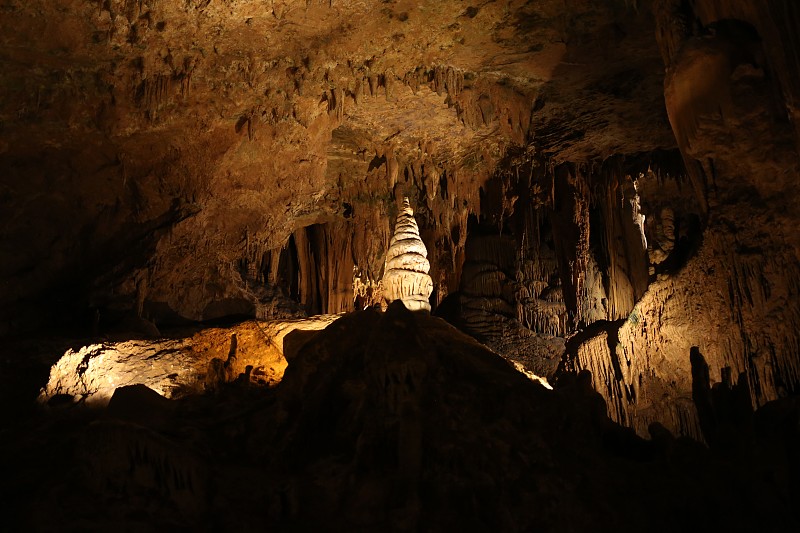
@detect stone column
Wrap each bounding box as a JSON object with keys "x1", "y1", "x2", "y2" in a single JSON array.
[{"x1": 382, "y1": 198, "x2": 433, "y2": 311}]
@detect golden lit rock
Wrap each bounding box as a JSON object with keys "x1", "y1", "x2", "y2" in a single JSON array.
[{"x1": 38, "y1": 316, "x2": 338, "y2": 407}]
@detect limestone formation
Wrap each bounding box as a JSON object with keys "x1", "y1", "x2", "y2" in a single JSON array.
[
  {"x1": 452, "y1": 232, "x2": 566, "y2": 379},
  {"x1": 38, "y1": 316, "x2": 339, "y2": 407},
  {"x1": 382, "y1": 198, "x2": 433, "y2": 312}
]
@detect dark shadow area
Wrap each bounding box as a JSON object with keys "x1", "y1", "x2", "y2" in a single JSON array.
[
  {"x1": 202, "y1": 299, "x2": 256, "y2": 323},
  {"x1": 691, "y1": 346, "x2": 757, "y2": 455},
  {"x1": 367, "y1": 154, "x2": 387, "y2": 171},
  {"x1": 690, "y1": 346, "x2": 717, "y2": 446},
  {"x1": 2, "y1": 308, "x2": 799, "y2": 530},
  {"x1": 283, "y1": 329, "x2": 321, "y2": 361}
]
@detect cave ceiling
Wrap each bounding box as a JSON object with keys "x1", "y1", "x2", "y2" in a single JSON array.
[{"x1": 0, "y1": 0, "x2": 679, "y2": 329}]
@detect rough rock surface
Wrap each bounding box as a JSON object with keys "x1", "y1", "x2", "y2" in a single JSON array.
[
  {"x1": 0, "y1": 0, "x2": 674, "y2": 331},
  {"x1": 38, "y1": 315, "x2": 338, "y2": 407},
  {"x1": 4, "y1": 304, "x2": 799, "y2": 530}
]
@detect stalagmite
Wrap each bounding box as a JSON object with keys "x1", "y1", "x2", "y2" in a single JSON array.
[{"x1": 382, "y1": 198, "x2": 433, "y2": 311}]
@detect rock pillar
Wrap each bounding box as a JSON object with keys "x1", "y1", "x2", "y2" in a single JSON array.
[{"x1": 382, "y1": 198, "x2": 433, "y2": 311}]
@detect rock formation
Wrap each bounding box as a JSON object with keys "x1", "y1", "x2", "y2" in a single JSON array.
[
  {"x1": 450, "y1": 231, "x2": 565, "y2": 379},
  {"x1": 37, "y1": 315, "x2": 338, "y2": 407},
  {"x1": 5, "y1": 306, "x2": 800, "y2": 530},
  {"x1": 381, "y1": 198, "x2": 433, "y2": 311},
  {"x1": 1, "y1": 1, "x2": 800, "y2": 526}
]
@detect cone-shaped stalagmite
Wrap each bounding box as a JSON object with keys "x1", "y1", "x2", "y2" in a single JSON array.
[{"x1": 382, "y1": 198, "x2": 433, "y2": 311}]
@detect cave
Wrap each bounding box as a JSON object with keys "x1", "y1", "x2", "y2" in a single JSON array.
[{"x1": 2, "y1": 0, "x2": 800, "y2": 530}]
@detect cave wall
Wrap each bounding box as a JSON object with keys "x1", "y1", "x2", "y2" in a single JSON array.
[
  {"x1": 569, "y1": 0, "x2": 800, "y2": 438},
  {"x1": 443, "y1": 152, "x2": 694, "y2": 382},
  {"x1": 433, "y1": 67, "x2": 800, "y2": 437}
]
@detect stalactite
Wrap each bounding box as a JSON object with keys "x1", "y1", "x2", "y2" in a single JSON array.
[
  {"x1": 135, "y1": 270, "x2": 148, "y2": 319},
  {"x1": 386, "y1": 151, "x2": 399, "y2": 191},
  {"x1": 384, "y1": 69, "x2": 395, "y2": 100},
  {"x1": 404, "y1": 67, "x2": 422, "y2": 94},
  {"x1": 335, "y1": 86, "x2": 344, "y2": 120},
  {"x1": 350, "y1": 200, "x2": 391, "y2": 285},
  {"x1": 368, "y1": 74, "x2": 378, "y2": 97},
  {"x1": 135, "y1": 73, "x2": 172, "y2": 120},
  {"x1": 179, "y1": 58, "x2": 195, "y2": 99},
  {"x1": 319, "y1": 222, "x2": 355, "y2": 314},
  {"x1": 445, "y1": 66, "x2": 463, "y2": 97},
  {"x1": 292, "y1": 227, "x2": 318, "y2": 314},
  {"x1": 269, "y1": 248, "x2": 281, "y2": 286},
  {"x1": 353, "y1": 78, "x2": 363, "y2": 105},
  {"x1": 407, "y1": 159, "x2": 426, "y2": 202},
  {"x1": 433, "y1": 66, "x2": 445, "y2": 95},
  {"x1": 424, "y1": 163, "x2": 439, "y2": 201}
]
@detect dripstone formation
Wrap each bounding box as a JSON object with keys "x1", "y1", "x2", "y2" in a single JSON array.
[{"x1": 382, "y1": 198, "x2": 434, "y2": 312}]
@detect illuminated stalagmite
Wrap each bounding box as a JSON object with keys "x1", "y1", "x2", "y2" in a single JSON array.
[{"x1": 382, "y1": 198, "x2": 433, "y2": 311}]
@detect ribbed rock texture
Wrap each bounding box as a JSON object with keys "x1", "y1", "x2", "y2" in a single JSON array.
[{"x1": 381, "y1": 198, "x2": 433, "y2": 311}]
